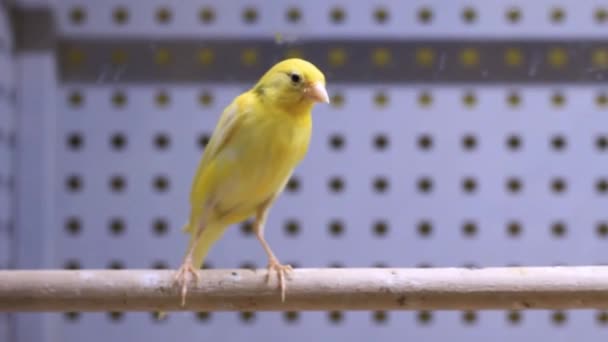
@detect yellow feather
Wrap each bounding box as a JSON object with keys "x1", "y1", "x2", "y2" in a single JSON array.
[{"x1": 182, "y1": 58, "x2": 328, "y2": 270}]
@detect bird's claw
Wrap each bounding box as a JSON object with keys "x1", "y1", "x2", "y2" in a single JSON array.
[
  {"x1": 173, "y1": 261, "x2": 201, "y2": 306},
  {"x1": 265, "y1": 258, "x2": 293, "y2": 302}
]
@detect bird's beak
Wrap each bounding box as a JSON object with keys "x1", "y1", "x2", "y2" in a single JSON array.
[{"x1": 306, "y1": 82, "x2": 330, "y2": 104}]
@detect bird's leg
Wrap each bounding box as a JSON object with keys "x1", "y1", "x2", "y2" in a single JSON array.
[
  {"x1": 173, "y1": 208, "x2": 210, "y2": 306},
  {"x1": 253, "y1": 202, "x2": 292, "y2": 302}
]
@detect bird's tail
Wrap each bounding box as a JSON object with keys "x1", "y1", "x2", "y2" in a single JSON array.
[
  {"x1": 182, "y1": 219, "x2": 227, "y2": 269},
  {"x1": 154, "y1": 220, "x2": 227, "y2": 321}
]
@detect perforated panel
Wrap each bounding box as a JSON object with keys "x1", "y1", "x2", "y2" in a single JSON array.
[
  {"x1": 11, "y1": 0, "x2": 608, "y2": 341},
  {"x1": 0, "y1": 3, "x2": 15, "y2": 341}
]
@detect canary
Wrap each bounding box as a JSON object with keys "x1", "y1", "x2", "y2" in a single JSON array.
[{"x1": 173, "y1": 58, "x2": 329, "y2": 306}]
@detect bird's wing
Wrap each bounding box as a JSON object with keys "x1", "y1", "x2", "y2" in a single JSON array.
[{"x1": 189, "y1": 94, "x2": 248, "y2": 204}]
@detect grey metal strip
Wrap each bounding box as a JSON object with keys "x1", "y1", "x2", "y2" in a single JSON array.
[
  {"x1": 57, "y1": 38, "x2": 608, "y2": 84},
  {"x1": 10, "y1": 7, "x2": 55, "y2": 51}
]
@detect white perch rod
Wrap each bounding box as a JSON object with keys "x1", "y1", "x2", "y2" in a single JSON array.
[{"x1": 2, "y1": 267, "x2": 608, "y2": 311}]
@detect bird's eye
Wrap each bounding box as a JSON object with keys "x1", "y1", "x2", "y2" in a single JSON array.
[{"x1": 290, "y1": 73, "x2": 301, "y2": 83}]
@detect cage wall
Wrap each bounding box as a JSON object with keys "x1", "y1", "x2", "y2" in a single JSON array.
[{"x1": 9, "y1": 0, "x2": 608, "y2": 341}]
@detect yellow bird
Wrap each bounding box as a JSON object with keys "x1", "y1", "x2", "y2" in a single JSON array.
[{"x1": 174, "y1": 58, "x2": 329, "y2": 305}]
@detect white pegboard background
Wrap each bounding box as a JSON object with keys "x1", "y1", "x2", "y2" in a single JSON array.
[{"x1": 10, "y1": 0, "x2": 608, "y2": 341}]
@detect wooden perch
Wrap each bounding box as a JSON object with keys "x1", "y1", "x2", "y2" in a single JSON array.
[{"x1": 2, "y1": 267, "x2": 608, "y2": 312}]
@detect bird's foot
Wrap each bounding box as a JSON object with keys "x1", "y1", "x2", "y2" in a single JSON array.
[
  {"x1": 265, "y1": 258, "x2": 293, "y2": 302},
  {"x1": 173, "y1": 259, "x2": 201, "y2": 306}
]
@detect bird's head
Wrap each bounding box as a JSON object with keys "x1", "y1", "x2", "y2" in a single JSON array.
[{"x1": 254, "y1": 58, "x2": 329, "y2": 112}]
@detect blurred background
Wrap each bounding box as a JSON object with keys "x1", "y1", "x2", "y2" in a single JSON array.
[{"x1": 2, "y1": 0, "x2": 608, "y2": 341}]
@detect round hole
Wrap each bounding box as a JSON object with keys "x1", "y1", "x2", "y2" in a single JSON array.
[
  {"x1": 330, "y1": 7, "x2": 345, "y2": 23},
  {"x1": 507, "y1": 92, "x2": 521, "y2": 107},
  {"x1": 460, "y1": 48, "x2": 480, "y2": 68},
  {"x1": 551, "y1": 221, "x2": 567, "y2": 238},
  {"x1": 418, "y1": 92, "x2": 433, "y2": 107},
  {"x1": 108, "y1": 311, "x2": 124, "y2": 322},
  {"x1": 374, "y1": 7, "x2": 388, "y2": 24},
  {"x1": 64, "y1": 312, "x2": 81, "y2": 322},
  {"x1": 417, "y1": 220, "x2": 433, "y2": 237},
  {"x1": 153, "y1": 218, "x2": 169, "y2": 236},
  {"x1": 197, "y1": 133, "x2": 211, "y2": 150},
  {"x1": 199, "y1": 7, "x2": 215, "y2": 24},
  {"x1": 550, "y1": 7, "x2": 565, "y2": 23},
  {"x1": 156, "y1": 7, "x2": 172, "y2": 24},
  {"x1": 373, "y1": 134, "x2": 389, "y2": 151},
  {"x1": 199, "y1": 92, "x2": 214, "y2": 106},
  {"x1": 68, "y1": 91, "x2": 84, "y2": 107},
  {"x1": 373, "y1": 177, "x2": 389, "y2": 194},
  {"x1": 64, "y1": 259, "x2": 81, "y2": 270},
  {"x1": 155, "y1": 91, "x2": 170, "y2": 107},
  {"x1": 152, "y1": 261, "x2": 168, "y2": 269},
  {"x1": 67, "y1": 132, "x2": 83, "y2": 151},
  {"x1": 374, "y1": 92, "x2": 389, "y2": 107},
  {"x1": 506, "y1": 177, "x2": 523, "y2": 194},
  {"x1": 551, "y1": 92, "x2": 566, "y2": 107},
  {"x1": 284, "y1": 311, "x2": 299, "y2": 323},
  {"x1": 462, "y1": 311, "x2": 477, "y2": 325},
  {"x1": 111, "y1": 91, "x2": 127, "y2": 107},
  {"x1": 418, "y1": 7, "x2": 433, "y2": 23},
  {"x1": 328, "y1": 219, "x2": 345, "y2": 237},
  {"x1": 330, "y1": 93, "x2": 344, "y2": 107},
  {"x1": 596, "y1": 221, "x2": 608, "y2": 237},
  {"x1": 461, "y1": 134, "x2": 477, "y2": 151},
  {"x1": 551, "y1": 311, "x2": 567, "y2": 325},
  {"x1": 151, "y1": 311, "x2": 168, "y2": 322},
  {"x1": 462, "y1": 221, "x2": 478, "y2": 237},
  {"x1": 596, "y1": 8, "x2": 608, "y2": 23},
  {"x1": 108, "y1": 260, "x2": 124, "y2": 270},
  {"x1": 506, "y1": 134, "x2": 522, "y2": 151},
  {"x1": 110, "y1": 132, "x2": 127, "y2": 151},
  {"x1": 551, "y1": 177, "x2": 567, "y2": 194},
  {"x1": 328, "y1": 176, "x2": 344, "y2": 193},
  {"x1": 196, "y1": 312, "x2": 212, "y2": 322},
  {"x1": 153, "y1": 175, "x2": 170, "y2": 193},
  {"x1": 597, "y1": 178, "x2": 608, "y2": 194},
  {"x1": 239, "y1": 311, "x2": 256, "y2": 323},
  {"x1": 66, "y1": 174, "x2": 83, "y2": 192},
  {"x1": 240, "y1": 220, "x2": 253, "y2": 236},
  {"x1": 113, "y1": 7, "x2": 129, "y2": 24},
  {"x1": 242, "y1": 7, "x2": 258, "y2": 24},
  {"x1": 417, "y1": 177, "x2": 433, "y2": 193},
  {"x1": 65, "y1": 217, "x2": 82, "y2": 236},
  {"x1": 108, "y1": 217, "x2": 125, "y2": 236},
  {"x1": 372, "y1": 220, "x2": 389, "y2": 237},
  {"x1": 417, "y1": 311, "x2": 433, "y2": 325},
  {"x1": 551, "y1": 135, "x2": 566, "y2": 151},
  {"x1": 596, "y1": 135, "x2": 608, "y2": 151},
  {"x1": 286, "y1": 7, "x2": 301, "y2": 23},
  {"x1": 328, "y1": 311, "x2": 344, "y2": 324},
  {"x1": 284, "y1": 219, "x2": 300, "y2": 237},
  {"x1": 109, "y1": 175, "x2": 126, "y2": 193},
  {"x1": 507, "y1": 310, "x2": 522, "y2": 325},
  {"x1": 462, "y1": 7, "x2": 477, "y2": 23},
  {"x1": 462, "y1": 177, "x2": 477, "y2": 194},
  {"x1": 417, "y1": 134, "x2": 433, "y2": 151},
  {"x1": 597, "y1": 93, "x2": 608, "y2": 107},
  {"x1": 506, "y1": 7, "x2": 521, "y2": 23},
  {"x1": 286, "y1": 176, "x2": 300, "y2": 193},
  {"x1": 462, "y1": 92, "x2": 477, "y2": 107},
  {"x1": 154, "y1": 133, "x2": 170, "y2": 150},
  {"x1": 69, "y1": 7, "x2": 86, "y2": 25},
  {"x1": 329, "y1": 134, "x2": 345, "y2": 151},
  {"x1": 372, "y1": 311, "x2": 388, "y2": 324},
  {"x1": 596, "y1": 311, "x2": 608, "y2": 325},
  {"x1": 506, "y1": 220, "x2": 522, "y2": 237}
]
